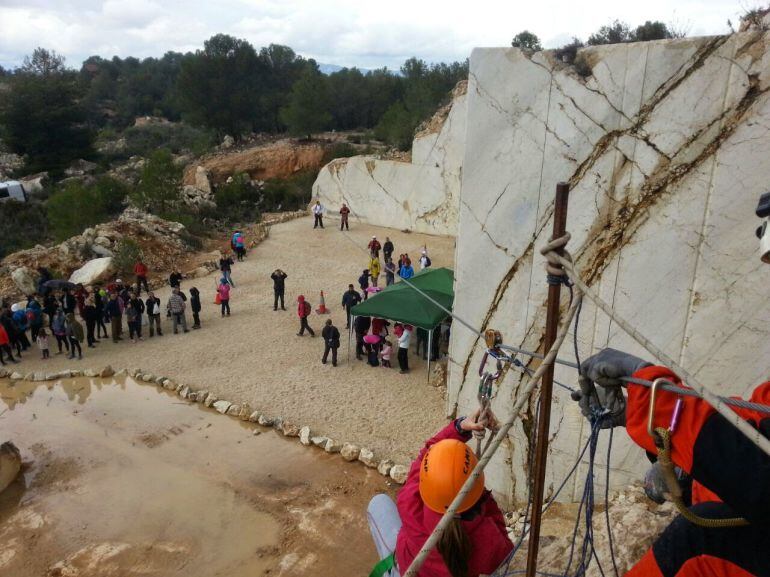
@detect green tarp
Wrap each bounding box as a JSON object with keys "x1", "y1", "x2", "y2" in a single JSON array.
[{"x1": 350, "y1": 267, "x2": 454, "y2": 330}]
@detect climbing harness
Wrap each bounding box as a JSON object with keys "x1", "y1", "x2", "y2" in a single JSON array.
[{"x1": 647, "y1": 378, "x2": 749, "y2": 529}]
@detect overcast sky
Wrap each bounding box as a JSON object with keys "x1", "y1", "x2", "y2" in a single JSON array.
[{"x1": 0, "y1": 0, "x2": 759, "y2": 70}]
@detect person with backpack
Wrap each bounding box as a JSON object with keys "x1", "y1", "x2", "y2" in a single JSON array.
[
  {"x1": 189, "y1": 287, "x2": 202, "y2": 329},
  {"x1": 321, "y1": 319, "x2": 340, "y2": 366},
  {"x1": 219, "y1": 252, "x2": 235, "y2": 287},
  {"x1": 145, "y1": 292, "x2": 163, "y2": 337},
  {"x1": 296, "y1": 295, "x2": 315, "y2": 337},
  {"x1": 217, "y1": 278, "x2": 231, "y2": 317},
  {"x1": 271, "y1": 269, "x2": 287, "y2": 311},
  {"x1": 232, "y1": 231, "x2": 246, "y2": 261}
]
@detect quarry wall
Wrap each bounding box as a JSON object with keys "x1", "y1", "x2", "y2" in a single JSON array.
[
  {"x1": 311, "y1": 85, "x2": 466, "y2": 235},
  {"x1": 448, "y1": 32, "x2": 770, "y2": 507}
]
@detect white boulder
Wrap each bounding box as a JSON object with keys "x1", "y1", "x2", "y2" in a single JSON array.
[
  {"x1": 389, "y1": 465, "x2": 409, "y2": 484},
  {"x1": 340, "y1": 443, "x2": 361, "y2": 462},
  {"x1": 11, "y1": 267, "x2": 38, "y2": 295},
  {"x1": 299, "y1": 426, "x2": 311, "y2": 445},
  {"x1": 69, "y1": 257, "x2": 115, "y2": 286},
  {"x1": 358, "y1": 448, "x2": 378, "y2": 468}
]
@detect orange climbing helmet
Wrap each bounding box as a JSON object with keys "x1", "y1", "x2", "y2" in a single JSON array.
[{"x1": 419, "y1": 439, "x2": 485, "y2": 514}]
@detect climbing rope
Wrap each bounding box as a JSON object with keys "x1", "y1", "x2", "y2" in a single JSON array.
[{"x1": 402, "y1": 238, "x2": 584, "y2": 577}]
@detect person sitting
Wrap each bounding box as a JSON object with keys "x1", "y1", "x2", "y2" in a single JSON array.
[{"x1": 367, "y1": 409, "x2": 512, "y2": 577}]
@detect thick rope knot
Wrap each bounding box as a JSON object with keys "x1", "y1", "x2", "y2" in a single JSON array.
[{"x1": 540, "y1": 232, "x2": 573, "y2": 284}]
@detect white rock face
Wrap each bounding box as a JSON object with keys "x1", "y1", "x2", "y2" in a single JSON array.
[
  {"x1": 311, "y1": 84, "x2": 467, "y2": 235},
  {"x1": 69, "y1": 257, "x2": 115, "y2": 286},
  {"x1": 449, "y1": 35, "x2": 770, "y2": 508}
]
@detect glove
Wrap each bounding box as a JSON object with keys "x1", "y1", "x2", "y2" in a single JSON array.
[
  {"x1": 580, "y1": 348, "x2": 651, "y2": 388},
  {"x1": 572, "y1": 348, "x2": 650, "y2": 428}
]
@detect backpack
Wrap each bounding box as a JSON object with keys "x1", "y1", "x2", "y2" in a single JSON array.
[
  {"x1": 303, "y1": 301, "x2": 311, "y2": 316},
  {"x1": 424, "y1": 256, "x2": 431, "y2": 267}
]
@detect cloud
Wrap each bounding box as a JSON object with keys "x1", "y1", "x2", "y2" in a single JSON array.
[{"x1": 0, "y1": 0, "x2": 742, "y2": 70}]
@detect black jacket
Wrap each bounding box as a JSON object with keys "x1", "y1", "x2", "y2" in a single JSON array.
[
  {"x1": 219, "y1": 258, "x2": 233, "y2": 272},
  {"x1": 341, "y1": 289, "x2": 362, "y2": 309},
  {"x1": 383, "y1": 240, "x2": 394, "y2": 256},
  {"x1": 82, "y1": 304, "x2": 97, "y2": 323},
  {"x1": 145, "y1": 296, "x2": 161, "y2": 316},
  {"x1": 354, "y1": 315, "x2": 371, "y2": 335},
  {"x1": 322, "y1": 324, "x2": 341, "y2": 347},
  {"x1": 189, "y1": 289, "x2": 201, "y2": 313},
  {"x1": 169, "y1": 272, "x2": 183, "y2": 287},
  {"x1": 271, "y1": 272, "x2": 287, "y2": 292},
  {"x1": 105, "y1": 299, "x2": 122, "y2": 318},
  {"x1": 60, "y1": 293, "x2": 76, "y2": 314}
]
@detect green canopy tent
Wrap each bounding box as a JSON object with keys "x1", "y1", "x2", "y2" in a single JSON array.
[{"x1": 349, "y1": 267, "x2": 454, "y2": 379}]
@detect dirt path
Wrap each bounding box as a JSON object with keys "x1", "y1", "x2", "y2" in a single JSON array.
[
  {"x1": 17, "y1": 216, "x2": 455, "y2": 464},
  {"x1": 0, "y1": 375, "x2": 390, "y2": 576}
]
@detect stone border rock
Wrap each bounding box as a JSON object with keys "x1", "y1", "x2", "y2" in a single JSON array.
[{"x1": 0, "y1": 365, "x2": 409, "y2": 485}]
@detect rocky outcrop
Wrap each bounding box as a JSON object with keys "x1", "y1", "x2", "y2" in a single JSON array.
[
  {"x1": 449, "y1": 33, "x2": 770, "y2": 507},
  {"x1": 312, "y1": 82, "x2": 466, "y2": 235},
  {"x1": 182, "y1": 140, "x2": 325, "y2": 186},
  {"x1": 1, "y1": 208, "x2": 190, "y2": 297}
]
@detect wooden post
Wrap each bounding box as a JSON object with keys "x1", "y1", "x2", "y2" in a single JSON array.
[{"x1": 525, "y1": 182, "x2": 571, "y2": 577}]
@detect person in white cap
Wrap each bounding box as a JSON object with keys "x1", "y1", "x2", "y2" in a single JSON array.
[
  {"x1": 419, "y1": 247, "x2": 432, "y2": 270},
  {"x1": 368, "y1": 236, "x2": 381, "y2": 258}
]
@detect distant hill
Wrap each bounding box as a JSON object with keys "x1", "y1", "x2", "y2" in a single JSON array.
[{"x1": 318, "y1": 63, "x2": 372, "y2": 75}]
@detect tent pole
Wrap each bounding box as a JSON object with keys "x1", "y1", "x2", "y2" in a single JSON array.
[
  {"x1": 348, "y1": 316, "x2": 353, "y2": 365},
  {"x1": 427, "y1": 330, "x2": 432, "y2": 384}
]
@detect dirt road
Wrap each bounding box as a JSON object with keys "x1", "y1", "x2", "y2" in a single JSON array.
[{"x1": 16, "y1": 216, "x2": 455, "y2": 464}]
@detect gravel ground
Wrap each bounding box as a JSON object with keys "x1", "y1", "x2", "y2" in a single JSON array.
[{"x1": 16, "y1": 216, "x2": 456, "y2": 464}]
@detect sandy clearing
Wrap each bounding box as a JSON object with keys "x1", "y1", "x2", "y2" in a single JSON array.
[{"x1": 17, "y1": 216, "x2": 456, "y2": 463}]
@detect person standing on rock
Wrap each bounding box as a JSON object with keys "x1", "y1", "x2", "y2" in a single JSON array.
[
  {"x1": 65, "y1": 313, "x2": 84, "y2": 360},
  {"x1": 321, "y1": 319, "x2": 340, "y2": 366},
  {"x1": 312, "y1": 200, "x2": 325, "y2": 229},
  {"x1": 217, "y1": 278, "x2": 231, "y2": 317},
  {"x1": 219, "y1": 252, "x2": 235, "y2": 287},
  {"x1": 383, "y1": 237, "x2": 394, "y2": 261},
  {"x1": 296, "y1": 295, "x2": 315, "y2": 337},
  {"x1": 82, "y1": 296, "x2": 98, "y2": 348},
  {"x1": 106, "y1": 292, "x2": 123, "y2": 343},
  {"x1": 189, "y1": 287, "x2": 202, "y2": 329},
  {"x1": 271, "y1": 269, "x2": 287, "y2": 311},
  {"x1": 126, "y1": 291, "x2": 145, "y2": 343},
  {"x1": 167, "y1": 287, "x2": 189, "y2": 334},
  {"x1": 339, "y1": 203, "x2": 351, "y2": 231},
  {"x1": 145, "y1": 291, "x2": 163, "y2": 337},
  {"x1": 134, "y1": 258, "x2": 149, "y2": 295},
  {"x1": 341, "y1": 284, "x2": 361, "y2": 329}
]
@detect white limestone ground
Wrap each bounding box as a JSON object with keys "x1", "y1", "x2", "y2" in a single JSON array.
[
  {"x1": 449, "y1": 32, "x2": 770, "y2": 507},
  {"x1": 312, "y1": 84, "x2": 466, "y2": 235},
  {"x1": 16, "y1": 217, "x2": 455, "y2": 464}
]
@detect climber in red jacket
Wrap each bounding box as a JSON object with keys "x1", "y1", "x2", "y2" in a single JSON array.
[
  {"x1": 367, "y1": 409, "x2": 513, "y2": 577},
  {"x1": 576, "y1": 348, "x2": 770, "y2": 577}
]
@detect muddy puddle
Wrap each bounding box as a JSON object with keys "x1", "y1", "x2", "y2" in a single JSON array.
[{"x1": 0, "y1": 375, "x2": 391, "y2": 576}]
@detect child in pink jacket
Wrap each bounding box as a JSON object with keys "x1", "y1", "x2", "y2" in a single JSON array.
[{"x1": 217, "y1": 278, "x2": 231, "y2": 317}]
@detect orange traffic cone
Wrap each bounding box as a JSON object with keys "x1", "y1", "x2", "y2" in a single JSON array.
[{"x1": 316, "y1": 290, "x2": 330, "y2": 314}]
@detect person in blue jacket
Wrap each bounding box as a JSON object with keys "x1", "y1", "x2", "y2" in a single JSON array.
[{"x1": 399, "y1": 258, "x2": 415, "y2": 280}]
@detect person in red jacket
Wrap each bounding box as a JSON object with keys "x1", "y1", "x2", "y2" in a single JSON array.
[
  {"x1": 296, "y1": 295, "x2": 315, "y2": 337},
  {"x1": 134, "y1": 259, "x2": 149, "y2": 295},
  {"x1": 0, "y1": 323, "x2": 19, "y2": 365},
  {"x1": 576, "y1": 348, "x2": 770, "y2": 577},
  {"x1": 367, "y1": 409, "x2": 513, "y2": 577}
]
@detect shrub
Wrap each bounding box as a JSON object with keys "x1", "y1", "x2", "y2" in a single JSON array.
[
  {"x1": 322, "y1": 143, "x2": 359, "y2": 164},
  {"x1": 121, "y1": 123, "x2": 215, "y2": 159},
  {"x1": 46, "y1": 176, "x2": 128, "y2": 241},
  {"x1": 261, "y1": 169, "x2": 316, "y2": 212},
  {"x1": 0, "y1": 200, "x2": 50, "y2": 258},
  {"x1": 130, "y1": 149, "x2": 181, "y2": 214},
  {"x1": 212, "y1": 173, "x2": 261, "y2": 224},
  {"x1": 112, "y1": 238, "x2": 142, "y2": 275}
]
